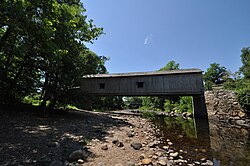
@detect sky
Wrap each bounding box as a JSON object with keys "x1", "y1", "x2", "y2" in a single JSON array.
[{"x1": 82, "y1": 0, "x2": 250, "y2": 74}]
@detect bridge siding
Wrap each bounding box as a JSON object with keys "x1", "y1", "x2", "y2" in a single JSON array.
[
  {"x1": 80, "y1": 70, "x2": 208, "y2": 119},
  {"x1": 80, "y1": 72, "x2": 203, "y2": 96}
]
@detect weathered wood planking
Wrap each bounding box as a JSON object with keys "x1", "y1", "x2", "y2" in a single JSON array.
[
  {"x1": 80, "y1": 69, "x2": 204, "y2": 96},
  {"x1": 80, "y1": 69, "x2": 208, "y2": 119}
]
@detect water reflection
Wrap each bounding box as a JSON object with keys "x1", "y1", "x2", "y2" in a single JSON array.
[
  {"x1": 152, "y1": 116, "x2": 250, "y2": 166},
  {"x1": 210, "y1": 122, "x2": 250, "y2": 166}
]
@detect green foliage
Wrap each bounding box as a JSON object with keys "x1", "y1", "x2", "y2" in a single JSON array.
[
  {"x1": 164, "y1": 100, "x2": 174, "y2": 112},
  {"x1": 239, "y1": 47, "x2": 250, "y2": 79},
  {"x1": 123, "y1": 97, "x2": 143, "y2": 109},
  {"x1": 23, "y1": 93, "x2": 42, "y2": 106},
  {"x1": 140, "y1": 97, "x2": 164, "y2": 111},
  {"x1": 237, "y1": 89, "x2": 250, "y2": 112},
  {"x1": 159, "y1": 60, "x2": 180, "y2": 71},
  {"x1": 0, "y1": 0, "x2": 105, "y2": 108},
  {"x1": 162, "y1": 117, "x2": 196, "y2": 138},
  {"x1": 139, "y1": 61, "x2": 193, "y2": 114},
  {"x1": 141, "y1": 97, "x2": 155, "y2": 110},
  {"x1": 92, "y1": 96, "x2": 124, "y2": 112},
  {"x1": 203, "y1": 63, "x2": 229, "y2": 90},
  {"x1": 177, "y1": 96, "x2": 193, "y2": 113},
  {"x1": 164, "y1": 97, "x2": 193, "y2": 114}
]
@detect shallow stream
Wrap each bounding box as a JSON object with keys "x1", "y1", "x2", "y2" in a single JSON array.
[{"x1": 151, "y1": 116, "x2": 250, "y2": 166}]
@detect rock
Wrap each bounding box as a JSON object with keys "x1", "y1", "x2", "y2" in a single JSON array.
[
  {"x1": 201, "y1": 149, "x2": 207, "y2": 153},
  {"x1": 158, "y1": 159, "x2": 167, "y2": 165},
  {"x1": 49, "y1": 161, "x2": 63, "y2": 166},
  {"x1": 112, "y1": 139, "x2": 124, "y2": 147},
  {"x1": 47, "y1": 142, "x2": 60, "y2": 148},
  {"x1": 127, "y1": 131, "x2": 134, "y2": 137},
  {"x1": 112, "y1": 139, "x2": 119, "y2": 144},
  {"x1": 236, "y1": 119, "x2": 246, "y2": 126},
  {"x1": 97, "y1": 162, "x2": 105, "y2": 166},
  {"x1": 169, "y1": 152, "x2": 179, "y2": 158},
  {"x1": 162, "y1": 146, "x2": 169, "y2": 150},
  {"x1": 127, "y1": 161, "x2": 136, "y2": 166},
  {"x1": 201, "y1": 160, "x2": 213, "y2": 166},
  {"x1": 155, "y1": 151, "x2": 163, "y2": 157},
  {"x1": 142, "y1": 158, "x2": 152, "y2": 165},
  {"x1": 117, "y1": 142, "x2": 124, "y2": 147},
  {"x1": 194, "y1": 161, "x2": 200, "y2": 165},
  {"x1": 238, "y1": 112, "x2": 246, "y2": 118},
  {"x1": 139, "y1": 154, "x2": 146, "y2": 160},
  {"x1": 63, "y1": 161, "x2": 70, "y2": 166},
  {"x1": 114, "y1": 164, "x2": 123, "y2": 166},
  {"x1": 68, "y1": 149, "x2": 84, "y2": 162},
  {"x1": 77, "y1": 159, "x2": 84, "y2": 163},
  {"x1": 152, "y1": 155, "x2": 158, "y2": 159},
  {"x1": 148, "y1": 142, "x2": 156, "y2": 148},
  {"x1": 101, "y1": 144, "x2": 108, "y2": 150},
  {"x1": 131, "y1": 142, "x2": 142, "y2": 150},
  {"x1": 168, "y1": 142, "x2": 173, "y2": 146}
]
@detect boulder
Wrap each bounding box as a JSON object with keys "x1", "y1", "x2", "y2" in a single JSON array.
[
  {"x1": 169, "y1": 152, "x2": 179, "y2": 158},
  {"x1": 131, "y1": 142, "x2": 142, "y2": 150},
  {"x1": 68, "y1": 149, "x2": 84, "y2": 162},
  {"x1": 158, "y1": 159, "x2": 167, "y2": 166},
  {"x1": 142, "y1": 158, "x2": 152, "y2": 165},
  {"x1": 236, "y1": 120, "x2": 245, "y2": 126}
]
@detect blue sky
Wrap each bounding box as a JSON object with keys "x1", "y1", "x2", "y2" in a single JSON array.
[{"x1": 83, "y1": 0, "x2": 250, "y2": 74}]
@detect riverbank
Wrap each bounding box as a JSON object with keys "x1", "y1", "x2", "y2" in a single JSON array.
[{"x1": 0, "y1": 108, "x2": 213, "y2": 166}]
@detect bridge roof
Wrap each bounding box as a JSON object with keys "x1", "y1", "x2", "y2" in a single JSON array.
[{"x1": 83, "y1": 68, "x2": 202, "y2": 78}]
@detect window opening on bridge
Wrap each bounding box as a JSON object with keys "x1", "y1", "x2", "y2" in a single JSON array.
[
  {"x1": 99, "y1": 83, "x2": 105, "y2": 89},
  {"x1": 136, "y1": 82, "x2": 144, "y2": 88}
]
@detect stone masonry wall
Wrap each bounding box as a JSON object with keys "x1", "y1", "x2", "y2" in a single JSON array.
[{"x1": 205, "y1": 87, "x2": 249, "y2": 127}]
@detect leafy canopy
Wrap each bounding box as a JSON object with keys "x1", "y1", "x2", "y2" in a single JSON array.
[
  {"x1": 0, "y1": 0, "x2": 105, "y2": 107},
  {"x1": 239, "y1": 47, "x2": 250, "y2": 79},
  {"x1": 203, "y1": 63, "x2": 229, "y2": 86}
]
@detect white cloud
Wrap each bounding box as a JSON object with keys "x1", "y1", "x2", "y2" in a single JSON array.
[{"x1": 144, "y1": 34, "x2": 153, "y2": 45}]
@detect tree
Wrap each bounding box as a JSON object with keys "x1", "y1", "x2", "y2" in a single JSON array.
[
  {"x1": 140, "y1": 60, "x2": 180, "y2": 111},
  {"x1": 239, "y1": 47, "x2": 250, "y2": 79},
  {"x1": 159, "y1": 60, "x2": 180, "y2": 71},
  {"x1": 0, "y1": 0, "x2": 104, "y2": 107},
  {"x1": 203, "y1": 63, "x2": 229, "y2": 89}
]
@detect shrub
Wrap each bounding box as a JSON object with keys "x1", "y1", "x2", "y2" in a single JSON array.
[{"x1": 237, "y1": 89, "x2": 250, "y2": 112}]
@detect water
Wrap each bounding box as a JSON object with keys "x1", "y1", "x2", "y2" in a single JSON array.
[{"x1": 151, "y1": 116, "x2": 250, "y2": 166}]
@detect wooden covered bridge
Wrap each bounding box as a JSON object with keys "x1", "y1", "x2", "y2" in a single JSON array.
[{"x1": 80, "y1": 69, "x2": 208, "y2": 119}]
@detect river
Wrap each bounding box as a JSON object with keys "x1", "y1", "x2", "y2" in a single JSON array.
[{"x1": 151, "y1": 116, "x2": 250, "y2": 166}]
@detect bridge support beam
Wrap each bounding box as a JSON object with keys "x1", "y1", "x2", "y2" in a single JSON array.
[
  {"x1": 192, "y1": 94, "x2": 208, "y2": 119},
  {"x1": 192, "y1": 94, "x2": 210, "y2": 143}
]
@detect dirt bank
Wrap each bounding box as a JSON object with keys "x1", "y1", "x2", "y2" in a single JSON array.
[{"x1": 0, "y1": 108, "x2": 213, "y2": 166}]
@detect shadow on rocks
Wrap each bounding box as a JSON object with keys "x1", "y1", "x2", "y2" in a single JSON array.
[{"x1": 0, "y1": 106, "x2": 131, "y2": 166}]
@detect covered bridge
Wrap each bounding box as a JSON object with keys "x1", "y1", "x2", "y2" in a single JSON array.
[{"x1": 80, "y1": 69, "x2": 208, "y2": 119}]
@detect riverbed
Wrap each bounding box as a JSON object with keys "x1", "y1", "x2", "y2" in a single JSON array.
[{"x1": 151, "y1": 116, "x2": 250, "y2": 166}]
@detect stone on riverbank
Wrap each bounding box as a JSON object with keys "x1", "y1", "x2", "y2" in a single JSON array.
[
  {"x1": 68, "y1": 149, "x2": 84, "y2": 162},
  {"x1": 142, "y1": 158, "x2": 152, "y2": 165},
  {"x1": 101, "y1": 144, "x2": 108, "y2": 150},
  {"x1": 131, "y1": 142, "x2": 142, "y2": 150}
]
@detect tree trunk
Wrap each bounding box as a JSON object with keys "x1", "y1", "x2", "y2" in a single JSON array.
[
  {"x1": 0, "y1": 26, "x2": 13, "y2": 51},
  {"x1": 40, "y1": 73, "x2": 50, "y2": 112}
]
